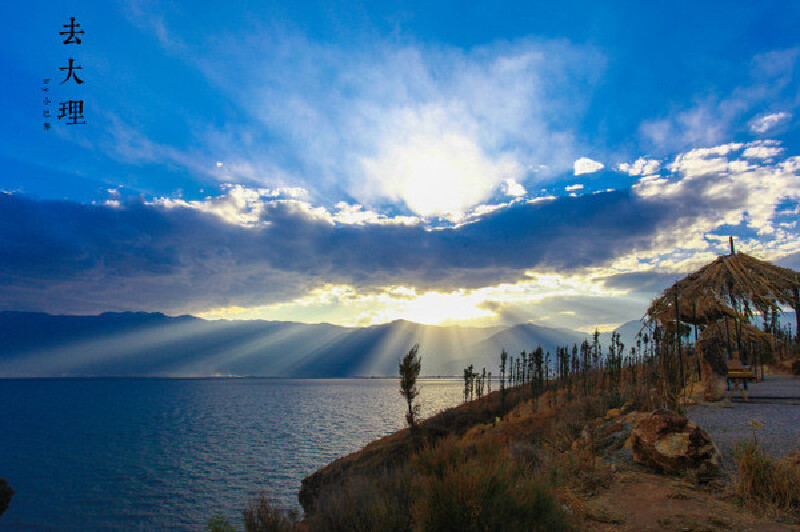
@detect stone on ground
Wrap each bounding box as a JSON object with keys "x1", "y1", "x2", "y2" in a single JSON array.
[{"x1": 631, "y1": 409, "x2": 721, "y2": 480}]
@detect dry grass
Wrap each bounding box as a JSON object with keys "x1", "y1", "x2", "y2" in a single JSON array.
[
  {"x1": 303, "y1": 468, "x2": 414, "y2": 532},
  {"x1": 297, "y1": 392, "x2": 616, "y2": 531},
  {"x1": 539, "y1": 396, "x2": 610, "y2": 452},
  {"x1": 298, "y1": 372, "x2": 656, "y2": 530},
  {"x1": 554, "y1": 449, "x2": 614, "y2": 496},
  {"x1": 411, "y1": 435, "x2": 574, "y2": 532},
  {"x1": 732, "y1": 442, "x2": 800, "y2": 516},
  {"x1": 301, "y1": 432, "x2": 574, "y2": 531},
  {"x1": 299, "y1": 383, "x2": 535, "y2": 513}
]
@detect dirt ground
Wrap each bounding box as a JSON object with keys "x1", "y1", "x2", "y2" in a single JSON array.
[{"x1": 570, "y1": 458, "x2": 798, "y2": 531}]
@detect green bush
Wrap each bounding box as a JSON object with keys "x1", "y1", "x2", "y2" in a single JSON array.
[{"x1": 206, "y1": 512, "x2": 236, "y2": 532}]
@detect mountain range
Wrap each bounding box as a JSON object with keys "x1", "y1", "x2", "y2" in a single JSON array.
[{"x1": 0, "y1": 310, "x2": 794, "y2": 377}]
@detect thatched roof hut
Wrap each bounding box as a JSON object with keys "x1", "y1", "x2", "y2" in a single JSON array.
[
  {"x1": 647, "y1": 248, "x2": 799, "y2": 399},
  {"x1": 648, "y1": 251, "x2": 800, "y2": 339}
]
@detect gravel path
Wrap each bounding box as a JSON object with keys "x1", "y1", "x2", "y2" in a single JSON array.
[{"x1": 687, "y1": 375, "x2": 800, "y2": 473}]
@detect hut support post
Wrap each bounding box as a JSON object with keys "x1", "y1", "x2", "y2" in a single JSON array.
[
  {"x1": 724, "y1": 316, "x2": 732, "y2": 358},
  {"x1": 693, "y1": 301, "x2": 702, "y2": 381},
  {"x1": 674, "y1": 290, "x2": 684, "y2": 390},
  {"x1": 794, "y1": 288, "x2": 800, "y2": 346}
]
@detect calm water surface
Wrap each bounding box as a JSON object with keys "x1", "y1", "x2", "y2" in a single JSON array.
[{"x1": 0, "y1": 378, "x2": 463, "y2": 530}]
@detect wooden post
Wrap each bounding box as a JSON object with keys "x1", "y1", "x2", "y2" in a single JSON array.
[
  {"x1": 724, "y1": 315, "x2": 732, "y2": 357},
  {"x1": 693, "y1": 300, "x2": 701, "y2": 380},
  {"x1": 674, "y1": 290, "x2": 684, "y2": 389},
  {"x1": 794, "y1": 288, "x2": 800, "y2": 346}
]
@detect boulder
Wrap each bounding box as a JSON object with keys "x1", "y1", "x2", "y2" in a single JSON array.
[
  {"x1": 573, "y1": 411, "x2": 650, "y2": 456},
  {"x1": 630, "y1": 410, "x2": 721, "y2": 479},
  {"x1": 0, "y1": 478, "x2": 13, "y2": 517},
  {"x1": 701, "y1": 358, "x2": 727, "y2": 401}
]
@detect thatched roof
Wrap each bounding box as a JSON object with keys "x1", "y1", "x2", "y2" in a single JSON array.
[
  {"x1": 648, "y1": 290, "x2": 743, "y2": 326},
  {"x1": 648, "y1": 252, "x2": 800, "y2": 327},
  {"x1": 697, "y1": 319, "x2": 774, "y2": 347}
]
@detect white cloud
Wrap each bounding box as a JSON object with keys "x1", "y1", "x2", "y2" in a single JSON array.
[
  {"x1": 742, "y1": 145, "x2": 783, "y2": 158},
  {"x1": 639, "y1": 49, "x2": 799, "y2": 152},
  {"x1": 151, "y1": 185, "x2": 424, "y2": 228},
  {"x1": 151, "y1": 30, "x2": 605, "y2": 217},
  {"x1": 640, "y1": 104, "x2": 729, "y2": 152},
  {"x1": 573, "y1": 157, "x2": 604, "y2": 176},
  {"x1": 104, "y1": 12, "x2": 617, "y2": 219},
  {"x1": 468, "y1": 203, "x2": 509, "y2": 218},
  {"x1": 331, "y1": 202, "x2": 421, "y2": 226},
  {"x1": 666, "y1": 143, "x2": 744, "y2": 177},
  {"x1": 528, "y1": 195, "x2": 557, "y2": 204},
  {"x1": 359, "y1": 126, "x2": 521, "y2": 217},
  {"x1": 617, "y1": 158, "x2": 661, "y2": 176},
  {"x1": 564, "y1": 183, "x2": 583, "y2": 192},
  {"x1": 152, "y1": 185, "x2": 284, "y2": 227},
  {"x1": 633, "y1": 140, "x2": 800, "y2": 249},
  {"x1": 749, "y1": 112, "x2": 791, "y2": 134},
  {"x1": 502, "y1": 178, "x2": 527, "y2": 198}
]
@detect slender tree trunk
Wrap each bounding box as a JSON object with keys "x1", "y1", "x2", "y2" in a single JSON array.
[
  {"x1": 794, "y1": 288, "x2": 800, "y2": 346},
  {"x1": 675, "y1": 291, "x2": 684, "y2": 389}
]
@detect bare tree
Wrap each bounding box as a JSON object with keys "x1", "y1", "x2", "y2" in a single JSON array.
[{"x1": 499, "y1": 349, "x2": 508, "y2": 411}]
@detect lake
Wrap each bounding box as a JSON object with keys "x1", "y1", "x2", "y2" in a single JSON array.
[{"x1": 0, "y1": 378, "x2": 464, "y2": 530}]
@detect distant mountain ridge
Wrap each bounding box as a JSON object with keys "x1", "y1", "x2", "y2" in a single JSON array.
[
  {"x1": 0, "y1": 312, "x2": 502, "y2": 377},
  {"x1": 1, "y1": 311, "x2": 794, "y2": 377},
  {"x1": 0, "y1": 311, "x2": 567, "y2": 377}
]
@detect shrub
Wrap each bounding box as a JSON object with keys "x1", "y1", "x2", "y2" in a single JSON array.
[
  {"x1": 553, "y1": 450, "x2": 613, "y2": 495},
  {"x1": 412, "y1": 437, "x2": 574, "y2": 531},
  {"x1": 304, "y1": 468, "x2": 415, "y2": 532},
  {"x1": 733, "y1": 442, "x2": 800, "y2": 515},
  {"x1": 243, "y1": 493, "x2": 298, "y2": 532},
  {"x1": 0, "y1": 478, "x2": 13, "y2": 518},
  {"x1": 541, "y1": 396, "x2": 608, "y2": 452},
  {"x1": 206, "y1": 512, "x2": 236, "y2": 532}
]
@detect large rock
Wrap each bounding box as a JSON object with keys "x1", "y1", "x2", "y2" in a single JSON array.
[
  {"x1": 697, "y1": 328, "x2": 730, "y2": 402},
  {"x1": 0, "y1": 478, "x2": 13, "y2": 517},
  {"x1": 700, "y1": 358, "x2": 727, "y2": 401},
  {"x1": 631, "y1": 410, "x2": 721, "y2": 479},
  {"x1": 572, "y1": 409, "x2": 650, "y2": 459}
]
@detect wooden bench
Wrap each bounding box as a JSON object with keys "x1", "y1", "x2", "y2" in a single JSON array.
[{"x1": 727, "y1": 369, "x2": 758, "y2": 402}]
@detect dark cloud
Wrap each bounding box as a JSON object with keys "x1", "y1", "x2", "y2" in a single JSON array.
[
  {"x1": 776, "y1": 251, "x2": 800, "y2": 271},
  {"x1": 599, "y1": 271, "x2": 682, "y2": 294},
  {"x1": 475, "y1": 300, "x2": 532, "y2": 326},
  {"x1": 0, "y1": 190, "x2": 677, "y2": 314},
  {"x1": 527, "y1": 295, "x2": 650, "y2": 330}
]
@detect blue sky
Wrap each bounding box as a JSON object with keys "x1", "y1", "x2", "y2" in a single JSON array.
[{"x1": 2, "y1": 1, "x2": 800, "y2": 330}]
